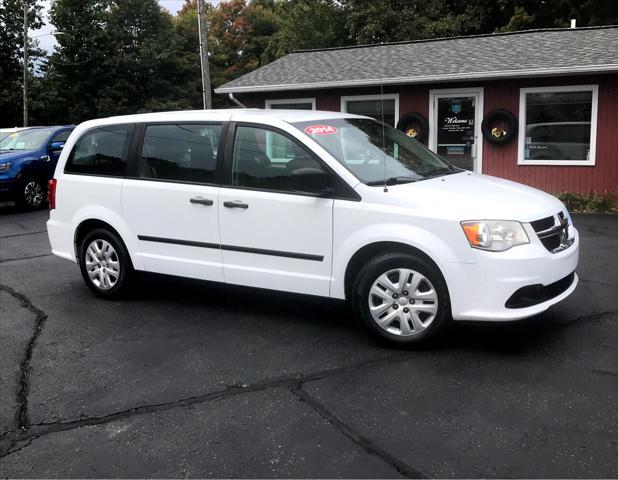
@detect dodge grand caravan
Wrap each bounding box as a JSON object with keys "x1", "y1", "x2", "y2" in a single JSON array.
[{"x1": 47, "y1": 110, "x2": 579, "y2": 344}]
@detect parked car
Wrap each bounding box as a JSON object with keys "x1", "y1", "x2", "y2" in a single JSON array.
[
  {"x1": 525, "y1": 122, "x2": 591, "y2": 161},
  {"x1": 0, "y1": 127, "x2": 29, "y2": 142},
  {"x1": 47, "y1": 110, "x2": 578, "y2": 345},
  {"x1": 0, "y1": 126, "x2": 74, "y2": 209}
]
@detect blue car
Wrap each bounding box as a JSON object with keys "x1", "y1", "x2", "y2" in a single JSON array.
[{"x1": 0, "y1": 126, "x2": 74, "y2": 209}]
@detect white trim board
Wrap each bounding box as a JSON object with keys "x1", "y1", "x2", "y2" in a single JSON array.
[
  {"x1": 517, "y1": 84, "x2": 598, "y2": 166},
  {"x1": 428, "y1": 87, "x2": 484, "y2": 173},
  {"x1": 265, "y1": 97, "x2": 316, "y2": 109}
]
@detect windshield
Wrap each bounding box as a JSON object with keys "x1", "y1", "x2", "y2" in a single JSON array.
[
  {"x1": 293, "y1": 118, "x2": 458, "y2": 185},
  {"x1": 0, "y1": 129, "x2": 53, "y2": 151}
]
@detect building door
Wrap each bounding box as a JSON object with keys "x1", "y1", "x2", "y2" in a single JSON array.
[{"x1": 429, "y1": 88, "x2": 483, "y2": 172}]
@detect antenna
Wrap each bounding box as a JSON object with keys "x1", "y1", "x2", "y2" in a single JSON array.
[{"x1": 380, "y1": 83, "x2": 388, "y2": 192}]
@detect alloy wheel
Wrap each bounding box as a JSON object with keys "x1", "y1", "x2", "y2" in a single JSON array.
[
  {"x1": 24, "y1": 181, "x2": 43, "y2": 207},
  {"x1": 85, "y1": 239, "x2": 121, "y2": 290},
  {"x1": 368, "y1": 268, "x2": 438, "y2": 336}
]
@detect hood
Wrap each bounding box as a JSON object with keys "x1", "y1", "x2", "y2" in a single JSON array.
[
  {"x1": 387, "y1": 171, "x2": 565, "y2": 222},
  {"x1": 0, "y1": 150, "x2": 38, "y2": 163}
]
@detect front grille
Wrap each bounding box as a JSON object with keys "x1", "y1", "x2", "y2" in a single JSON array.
[
  {"x1": 505, "y1": 272, "x2": 576, "y2": 308},
  {"x1": 531, "y1": 211, "x2": 573, "y2": 253}
]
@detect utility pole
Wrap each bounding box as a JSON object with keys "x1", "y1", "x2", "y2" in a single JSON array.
[
  {"x1": 23, "y1": 1, "x2": 29, "y2": 127},
  {"x1": 197, "y1": 0, "x2": 212, "y2": 109}
]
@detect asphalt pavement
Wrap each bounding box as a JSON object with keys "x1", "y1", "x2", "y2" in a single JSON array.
[{"x1": 0, "y1": 205, "x2": 616, "y2": 478}]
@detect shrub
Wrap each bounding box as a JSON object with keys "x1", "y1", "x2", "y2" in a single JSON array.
[{"x1": 555, "y1": 192, "x2": 617, "y2": 214}]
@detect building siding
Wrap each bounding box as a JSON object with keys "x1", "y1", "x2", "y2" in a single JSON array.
[{"x1": 237, "y1": 73, "x2": 618, "y2": 194}]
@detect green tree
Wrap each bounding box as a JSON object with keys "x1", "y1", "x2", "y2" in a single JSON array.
[
  {"x1": 0, "y1": 0, "x2": 44, "y2": 127},
  {"x1": 41, "y1": 0, "x2": 194, "y2": 124},
  {"x1": 263, "y1": 0, "x2": 350, "y2": 60}
]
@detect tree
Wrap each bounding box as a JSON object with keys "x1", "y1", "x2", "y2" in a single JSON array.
[
  {"x1": 263, "y1": 0, "x2": 350, "y2": 60},
  {"x1": 0, "y1": 0, "x2": 44, "y2": 127},
  {"x1": 39, "y1": 0, "x2": 195, "y2": 124}
]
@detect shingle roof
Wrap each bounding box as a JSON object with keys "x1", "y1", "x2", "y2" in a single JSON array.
[{"x1": 215, "y1": 26, "x2": 618, "y2": 94}]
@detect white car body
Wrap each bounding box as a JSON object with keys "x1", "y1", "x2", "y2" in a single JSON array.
[{"x1": 47, "y1": 109, "x2": 579, "y2": 322}]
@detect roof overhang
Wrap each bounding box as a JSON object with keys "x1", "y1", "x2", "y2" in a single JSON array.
[{"x1": 215, "y1": 64, "x2": 618, "y2": 94}]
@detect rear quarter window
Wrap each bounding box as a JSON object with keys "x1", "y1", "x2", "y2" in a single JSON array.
[{"x1": 65, "y1": 124, "x2": 133, "y2": 176}]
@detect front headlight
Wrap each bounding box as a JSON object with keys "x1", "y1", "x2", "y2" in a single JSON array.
[
  {"x1": 0, "y1": 163, "x2": 11, "y2": 172},
  {"x1": 461, "y1": 220, "x2": 529, "y2": 252}
]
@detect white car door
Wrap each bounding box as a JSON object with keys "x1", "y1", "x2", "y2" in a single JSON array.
[
  {"x1": 122, "y1": 122, "x2": 225, "y2": 281},
  {"x1": 218, "y1": 123, "x2": 336, "y2": 296}
]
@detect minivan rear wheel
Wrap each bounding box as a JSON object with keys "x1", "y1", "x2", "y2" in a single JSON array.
[
  {"x1": 79, "y1": 228, "x2": 133, "y2": 298},
  {"x1": 352, "y1": 252, "x2": 451, "y2": 345}
]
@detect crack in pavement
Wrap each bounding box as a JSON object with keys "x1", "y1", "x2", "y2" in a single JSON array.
[
  {"x1": 290, "y1": 383, "x2": 426, "y2": 478},
  {"x1": 0, "y1": 353, "x2": 412, "y2": 460},
  {"x1": 0, "y1": 290, "x2": 615, "y2": 474},
  {"x1": 0, "y1": 254, "x2": 53, "y2": 264},
  {"x1": 0, "y1": 230, "x2": 47, "y2": 239},
  {"x1": 579, "y1": 278, "x2": 618, "y2": 289},
  {"x1": 0, "y1": 285, "x2": 49, "y2": 434}
]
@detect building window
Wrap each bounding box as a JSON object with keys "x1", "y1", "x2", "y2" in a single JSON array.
[
  {"x1": 518, "y1": 85, "x2": 598, "y2": 166},
  {"x1": 341, "y1": 94, "x2": 400, "y2": 127},
  {"x1": 265, "y1": 98, "x2": 316, "y2": 110}
]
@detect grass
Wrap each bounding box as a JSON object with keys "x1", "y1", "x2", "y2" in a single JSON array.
[{"x1": 555, "y1": 192, "x2": 618, "y2": 214}]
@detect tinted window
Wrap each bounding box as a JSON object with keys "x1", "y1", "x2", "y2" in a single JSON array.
[
  {"x1": 51, "y1": 130, "x2": 71, "y2": 143},
  {"x1": 66, "y1": 125, "x2": 133, "y2": 175},
  {"x1": 524, "y1": 90, "x2": 593, "y2": 161},
  {"x1": 139, "y1": 124, "x2": 221, "y2": 184},
  {"x1": 232, "y1": 125, "x2": 325, "y2": 192},
  {"x1": 268, "y1": 102, "x2": 313, "y2": 110},
  {"x1": 345, "y1": 98, "x2": 396, "y2": 127}
]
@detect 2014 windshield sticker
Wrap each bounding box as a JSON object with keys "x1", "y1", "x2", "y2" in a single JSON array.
[{"x1": 304, "y1": 125, "x2": 337, "y2": 135}]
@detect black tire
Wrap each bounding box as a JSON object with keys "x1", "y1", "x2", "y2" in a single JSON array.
[
  {"x1": 481, "y1": 109, "x2": 518, "y2": 145},
  {"x1": 14, "y1": 176, "x2": 46, "y2": 210},
  {"x1": 78, "y1": 228, "x2": 134, "y2": 299},
  {"x1": 351, "y1": 252, "x2": 451, "y2": 346},
  {"x1": 396, "y1": 112, "x2": 429, "y2": 143}
]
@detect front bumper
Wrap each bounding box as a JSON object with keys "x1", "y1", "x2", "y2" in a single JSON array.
[
  {"x1": 445, "y1": 226, "x2": 579, "y2": 322},
  {"x1": 0, "y1": 178, "x2": 17, "y2": 201}
]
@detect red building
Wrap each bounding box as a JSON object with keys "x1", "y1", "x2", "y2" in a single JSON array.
[{"x1": 215, "y1": 26, "x2": 618, "y2": 194}]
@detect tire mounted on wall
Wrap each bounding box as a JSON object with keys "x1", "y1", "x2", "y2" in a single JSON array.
[
  {"x1": 396, "y1": 112, "x2": 429, "y2": 143},
  {"x1": 481, "y1": 109, "x2": 518, "y2": 145}
]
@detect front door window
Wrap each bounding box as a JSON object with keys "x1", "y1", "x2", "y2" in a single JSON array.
[{"x1": 430, "y1": 90, "x2": 482, "y2": 171}]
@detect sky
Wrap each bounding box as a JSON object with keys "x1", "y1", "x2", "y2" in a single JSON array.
[{"x1": 33, "y1": 0, "x2": 192, "y2": 53}]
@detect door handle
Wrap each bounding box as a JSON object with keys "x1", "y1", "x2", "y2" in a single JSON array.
[
  {"x1": 189, "y1": 197, "x2": 214, "y2": 206},
  {"x1": 223, "y1": 200, "x2": 249, "y2": 209}
]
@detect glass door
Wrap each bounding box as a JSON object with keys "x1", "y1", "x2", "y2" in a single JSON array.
[{"x1": 429, "y1": 89, "x2": 483, "y2": 172}]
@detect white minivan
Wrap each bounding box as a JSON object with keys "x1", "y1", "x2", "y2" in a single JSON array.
[{"x1": 47, "y1": 109, "x2": 579, "y2": 344}]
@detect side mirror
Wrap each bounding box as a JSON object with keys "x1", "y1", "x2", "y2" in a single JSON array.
[
  {"x1": 290, "y1": 167, "x2": 333, "y2": 196},
  {"x1": 50, "y1": 141, "x2": 65, "y2": 153}
]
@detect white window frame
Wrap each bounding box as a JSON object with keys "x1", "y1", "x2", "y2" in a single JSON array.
[
  {"x1": 428, "y1": 87, "x2": 484, "y2": 173},
  {"x1": 265, "y1": 97, "x2": 316, "y2": 110},
  {"x1": 518, "y1": 84, "x2": 598, "y2": 166},
  {"x1": 340, "y1": 93, "x2": 400, "y2": 125}
]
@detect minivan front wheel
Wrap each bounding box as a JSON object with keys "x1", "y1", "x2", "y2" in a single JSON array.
[
  {"x1": 352, "y1": 252, "x2": 451, "y2": 345},
  {"x1": 79, "y1": 228, "x2": 133, "y2": 298}
]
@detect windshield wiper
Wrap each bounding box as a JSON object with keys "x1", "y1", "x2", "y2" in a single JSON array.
[
  {"x1": 417, "y1": 168, "x2": 462, "y2": 180},
  {"x1": 366, "y1": 176, "x2": 418, "y2": 186}
]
